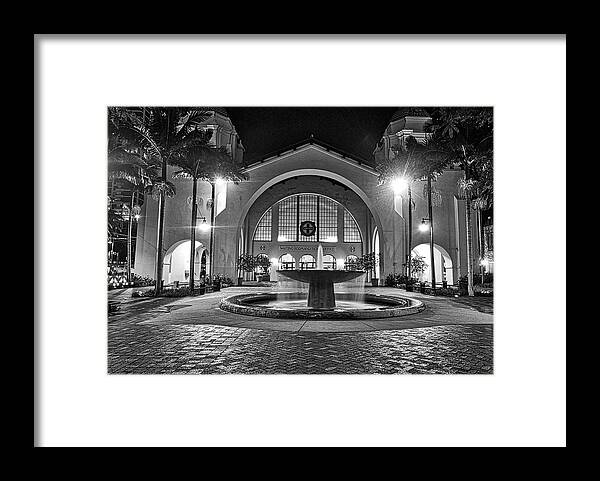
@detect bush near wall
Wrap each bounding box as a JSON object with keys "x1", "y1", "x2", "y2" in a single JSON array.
[{"x1": 132, "y1": 274, "x2": 156, "y2": 287}]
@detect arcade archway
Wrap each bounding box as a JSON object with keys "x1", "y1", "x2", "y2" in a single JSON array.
[
  {"x1": 162, "y1": 240, "x2": 206, "y2": 284},
  {"x1": 411, "y1": 243, "x2": 454, "y2": 285}
]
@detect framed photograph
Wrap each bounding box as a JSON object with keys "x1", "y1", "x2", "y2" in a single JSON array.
[{"x1": 35, "y1": 34, "x2": 566, "y2": 447}]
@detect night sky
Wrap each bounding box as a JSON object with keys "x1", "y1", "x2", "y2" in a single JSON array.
[{"x1": 227, "y1": 107, "x2": 398, "y2": 165}]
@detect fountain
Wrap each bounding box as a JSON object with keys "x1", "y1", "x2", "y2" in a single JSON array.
[
  {"x1": 220, "y1": 243, "x2": 425, "y2": 320},
  {"x1": 276, "y1": 244, "x2": 363, "y2": 309}
]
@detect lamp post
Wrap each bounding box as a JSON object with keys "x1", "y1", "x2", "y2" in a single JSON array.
[
  {"x1": 419, "y1": 214, "x2": 436, "y2": 292},
  {"x1": 208, "y1": 180, "x2": 217, "y2": 281},
  {"x1": 208, "y1": 177, "x2": 225, "y2": 282},
  {"x1": 124, "y1": 196, "x2": 141, "y2": 285},
  {"x1": 391, "y1": 177, "x2": 413, "y2": 279}
]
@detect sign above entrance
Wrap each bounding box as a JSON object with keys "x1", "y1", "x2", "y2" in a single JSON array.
[
  {"x1": 300, "y1": 220, "x2": 316, "y2": 237},
  {"x1": 280, "y1": 245, "x2": 336, "y2": 252}
]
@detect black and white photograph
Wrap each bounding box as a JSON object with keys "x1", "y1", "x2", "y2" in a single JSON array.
[
  {"x1": 35, "y1": 35, "x2": 566, "y2": 447},
  {"x1": 107, "y1": 106, "x2": 494, "y2": 375}
]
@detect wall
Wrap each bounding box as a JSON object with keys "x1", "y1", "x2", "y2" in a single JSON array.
[{"x1": 134, "y1": 142, "x2": 475, "y2": 286}]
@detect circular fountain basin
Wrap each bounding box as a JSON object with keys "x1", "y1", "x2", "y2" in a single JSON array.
[{"x1": 220, "y1": 292, "x2": 425, "y2": 320}]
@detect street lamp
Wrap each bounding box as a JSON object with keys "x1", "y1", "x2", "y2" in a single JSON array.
[
  {"x1": 197, "y1": 216, "x2": 210, "y2": 232},
  {"x1": 391, "y1": 176, "x2": 408, "y2": 195},
  {"x1": 390, "y1": 176, "x2": 414, "y2": 279},
  {"x1": 419, "y1": 218, "x2": 430, "y2": 232},
  {"x1": 124, "y1": 203, "x2": 141, "y2": 285}
]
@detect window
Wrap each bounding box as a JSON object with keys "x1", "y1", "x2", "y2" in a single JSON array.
[
  {"x1": 279, "y1": 253, "x2": 295, "y2": 270},
  {"x1": 257, "y1": 193, "x2": 357, "y2": 244},
  {"x1": 344, "y1": 210, "x2": 361, "y2": 243},
  {"x1": 298, "y1": 194, "x2": 318, "y2": 242},
  {"x1": 200, "y1": 125, "x2": 217, "y2": 146},
  {"x1": 299, "y1": 254, "x2": 316, "y2": 270},
  {"x1": 278, "y1": 196, "x2": 297, "y2": 242},
  {"x1": 322, "y1": 254, "x2": 336, "y2": 270},
  {"x1": 484, "y1": 225, "x2": 494, "y2": 252},
  {"x1": 319, "y1": 196, "x2": 338, "y2": 242},
  {"x1": 345, "y1": 255, "x2": 359, "y2": 270},
  {"x1": 254, "y1": 208, "x2": 272, "y2": 241}
]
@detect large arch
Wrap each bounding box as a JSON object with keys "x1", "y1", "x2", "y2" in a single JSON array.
[{"x1": 235, "y1": 168, "x2": 385, "y2": 271}]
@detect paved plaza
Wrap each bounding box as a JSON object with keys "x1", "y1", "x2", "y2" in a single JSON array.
[{"x1": 108, "y1": 286, "x2": 493, "y2": 374}]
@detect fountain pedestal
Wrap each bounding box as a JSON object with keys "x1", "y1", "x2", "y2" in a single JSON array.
[{"x1": 276, "y1": 269, "x2": 364, "y2": 309}]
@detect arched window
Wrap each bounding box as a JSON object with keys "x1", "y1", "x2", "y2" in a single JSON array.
[
  {"x1": 279, "y1": 253, "x2": 295, "y2": 270},
  {"x1": 254, "y1": 208, "x2": 272, "y2": 241},
  {"x1": 253, "y1": 193, "x2": 362, "y2": 244},
  {"x1": 345, "y1": 255, "x2": 359, "y2": 270},
  {"x1": 343, "y1": 210, "x2": 361, "y2": 243},
  {"x1": 322, "y1": 254, "x2": 336, "y2": 270},
  {"x1": 299, "y1": 254, "x2": 316, "y2": 270}
]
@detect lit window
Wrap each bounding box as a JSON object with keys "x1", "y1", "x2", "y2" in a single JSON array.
[
  {"x1": 322, "y1": 254, "x2": 336, "y2": 270},
  {"x1": 319, "y1": 197, "x2": 338, "y2": 242},
  {"x1": 345, "y1": 255, "x2": 359, "y2": 270},
  {"x1": 299, "y1": 254, "x2": 316, "y2": 270},
  {"x1": 279, "y1": 253, "x2": 295, "y2": 270},
  {"x1": 298, "y1": 194, "x2": 318, "y2": 242},
  {"x1": 278, "y1": 197, "x2": 297, "y2": 242},
  {"x1": 344, "y1": 210, "x2": 361, "y2": 243},
  {"x1": 254, "y1": 208, "x2": 272, "y2": 241}
]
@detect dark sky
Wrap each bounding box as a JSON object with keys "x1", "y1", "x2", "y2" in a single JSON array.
[{"x1": 227, "y1": 107, "x2": 398, "y2": 165}]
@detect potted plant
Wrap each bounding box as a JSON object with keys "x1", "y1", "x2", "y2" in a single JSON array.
[
  {"x1": 254, "y1": 254, "x2": 272, "y2": 282},
  {"x1": 236, "y1": 254, "x2": 255, "y2": 286},
  {"x1": 358, "y1": 252, "x2": 380, "y2": 287},
  {"x1": 405, "y1": 277, "x2": 417, "y2": 292}
]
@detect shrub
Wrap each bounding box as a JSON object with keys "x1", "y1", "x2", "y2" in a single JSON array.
[
  {"x1": 212, "y1": 274, "x2": 233, "y2": 285},
  {"x1": 160, "y1": 287, "x2": 198, "y2": 297},
  {"x1": 473, "y1": 273, "x2": 494, "y2": 286},
  {"x1": 131, "y1": 274, "x2": 155, "y2": 287},
  {"x1": 131, "y1": 289, "x2": 154, "y2": 298},
  {"x1": 384, "y1": 273, "x2": 415, "y2": 287}
]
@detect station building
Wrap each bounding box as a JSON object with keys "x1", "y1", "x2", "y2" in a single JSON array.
[{"x1": 133, "y1": 108, "x2": 492, "y2": 286}]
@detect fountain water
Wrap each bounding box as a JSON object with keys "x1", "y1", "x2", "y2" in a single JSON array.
[{"x1": 316, "y1": 243, "x2": 324, "y2": 270}]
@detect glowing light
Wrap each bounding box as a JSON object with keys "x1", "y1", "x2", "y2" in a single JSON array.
[
  {"x1": 270, "y1": 258, "x2": 278, "y2": 265},
  {"x1": 215, "y1": 177, "x2": 226, "y2": 186},
  {"x1": 419, "y1": 222, "x2": 429, "y2": 232},
  {"x1": 480, "y1": 259, "x2": 489, "y2": 267},
  {"x1": 198, "y1": 220, "x2": 211, "y2": 232},
  {"x1": 134, "y1": 214, "x2": 141, "y2": 221},
  {"x1": 391, "y1": 177, "x2": 409, "y2": 194}
]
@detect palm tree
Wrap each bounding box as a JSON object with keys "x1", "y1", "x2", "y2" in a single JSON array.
[
  {"x1": 108, "y1": 107, "x2": 212, "y2": 295},
  {"x1": 377, "y1": 135, "x2": 447, "y2": 289},
  {"x1": 171, "y1": 135, "x2": 247, "y2": 291},
  {"x1": 429, "y1": 108, "x2": 493, "y2": 296}
]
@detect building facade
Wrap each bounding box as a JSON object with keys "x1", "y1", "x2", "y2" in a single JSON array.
[{"x1": 133, "y1": 108, "x2": 488, "y2": 286}]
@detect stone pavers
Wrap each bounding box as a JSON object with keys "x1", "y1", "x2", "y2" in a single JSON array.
[
  {"x1": 108, "y1": 323, "x2": 493, "y2": 374},
  {"x1": 107, "y1": 286, "x2": 493, "y2": 374}
]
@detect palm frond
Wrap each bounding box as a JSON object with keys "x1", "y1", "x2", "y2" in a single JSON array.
[{"x1": 150, "y1": 180, "x2": 176, "y2": 199}]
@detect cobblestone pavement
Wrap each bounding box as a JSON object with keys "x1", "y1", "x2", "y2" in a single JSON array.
[
  {"x1": 108, "y1": 323, "x2": 493, "y2": 375},
  {"x1": 108, "y1": 286, "x2": 493, "y2": 375}
]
